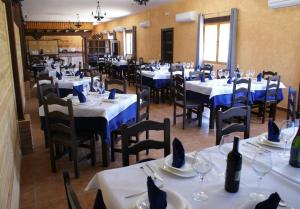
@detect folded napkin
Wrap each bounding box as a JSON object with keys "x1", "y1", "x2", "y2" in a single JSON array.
[
  {"x1": 255, "y1": 192, "x2": 281, "y2": 209},
  {"x1": 56, "y1": 71, "x2": 62, "y2": 80},
  {"x1": 79, "y1": 72, "x2": 84, "y2": 79},
  {"x1": 200, "y1": 74, "x2": 206, "y2": 83},
  {"x1": 227, "y1": 77, "x2": 232, "y2": 84},
  {"x1": 75, "y1": 89, "x2": 86, "y2": 103},
  {"x1": 172, "y1": 138, "x2": 185, "y2": 168},
  {"x1": 75, "y1": 70, "x2": 81, "y2": 76},
  {"x1": 108, "y1": 89, "x2": 116, "y2": 99},
  {"x1": 147, "y1": 177, "x2": 167, "y2": 209},
  {"x1": 257, "y1": 73, "x2": 263, "y2": 82},
  {"x1": 268, "y1": 120, "x2": 280, "y2": 142}
]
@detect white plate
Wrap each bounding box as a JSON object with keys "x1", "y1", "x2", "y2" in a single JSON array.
[
  {"x1": 102, "y1": 98, "x2": 119, "y2": 104},
  {"x1": 160, "y1": 164, "x2": 197, "y2": 178},
  {"x1": 164, "y1": 154, "x2": 195, "y2": 174},
  {"x1": 133, "y1": 189, "x2": 187, "y2": 209},
  {"x1": 256, "y1": 134, "x2": 285, "y2": 148}
]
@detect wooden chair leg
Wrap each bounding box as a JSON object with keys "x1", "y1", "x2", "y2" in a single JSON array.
[
  {"x1": 72, "y1": 146, "x2": 79, "y2": 178},
  {"x1": 110, "y1": 133, "x2": 115, "y2": 162},
  {"x1": 183, "y1": 108, "x2": 186, "y2": 129},
  {"x1": 91, "y1": 137, "x2": 96, "y2": 166},
  {"x1": 49, "y1": 143, "x2": 56, "y2": 173},
  {"x1": 173, "y1": 104, "x2": 177, "y2": 125}
]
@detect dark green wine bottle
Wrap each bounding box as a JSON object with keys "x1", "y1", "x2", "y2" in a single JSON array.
[{"x1": 289, "y1": 124, "x2": 300, "y2": 168}]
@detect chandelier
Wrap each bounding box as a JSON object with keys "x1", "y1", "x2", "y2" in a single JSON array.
[
  {"x1": 133, "y1": 0, "x2": 149, "y2": 6},
  {"x1": 74, "y1": 14, "x2": 82, "y2": 28},
  {"x1": 92, "y1": 1, "x2": 106, "y2": 22}
]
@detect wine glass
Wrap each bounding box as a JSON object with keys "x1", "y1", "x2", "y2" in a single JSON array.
[
  {"x1": 246, "y1": 70, "x2": 251, "y2": 78},
  {"x1": 83, "y1": 83, "x2": 89, "y2": 96},
  {"x1": 218, "y1": 70, "x2": 223, "y2": 79},
  {"x1": 239, "y1": 69, "x2": 244, "y2": 77},
  {"x1": 210, "y1": 71, "x2": 216, "y2": 80},
  {"x1": 250, "y1": 69, "x2": 256, "y2": 78},
  {"x1": 99, "y1": 81, "x2": 105, "y2": 94},
  {"x1": 249, "y1": 151, "x2": 272, "y2": 201},
  {"x1": 192, "y1": 150, "x2": 212, "y2": 201},
  {"x1": 224, "y1": 70, "x2": 230, "y2": 80},
  {"x1": 93, "y1": 79, "x2": 100, "y2": 92},
  {"x1": 279, "y1": 120, "x2": 299, "y2": 158},
  {"x1": 218, "y1": 135, "x2": 234, "y2": 176}
]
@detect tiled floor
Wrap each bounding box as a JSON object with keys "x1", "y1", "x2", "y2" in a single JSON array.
[{"x1": 20, "y1": 85, "x2": 286, "y2": 209}]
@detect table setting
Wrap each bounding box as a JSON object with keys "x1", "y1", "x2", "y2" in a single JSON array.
[{"x1": 85, "y1": 121, "x2": 300, "y2": 209}]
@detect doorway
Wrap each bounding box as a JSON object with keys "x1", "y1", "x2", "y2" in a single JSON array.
[{"x1": 161, "y1": 28, "x2": 174, "y2": 63}]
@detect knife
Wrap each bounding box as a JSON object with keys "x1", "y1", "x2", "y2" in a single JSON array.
[{"x1": 145, "y1": 163, "x2": 164, "y2": 182}]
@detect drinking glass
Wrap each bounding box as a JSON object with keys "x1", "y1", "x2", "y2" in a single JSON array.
[
  {"x1": 249, "y1": 151, "x2": 272, "y2": 201},
  {"x1": 250, "y1": 69, "x2": 256, "y2": 78},
  {"x1": 93, "y1": 79, "x2": 100, "y2": 92},
  {"x1": 279, "y1": 119, "x2": 299, "y2": 158},
  {"x1": 239, "y1": 69, "x2": 244, "y2": 77},
  {"x1": 218, "y1": 135, "x2": 234, "y2": 176},
  {"x1": 99, "y1": 81, "x2": 105, "y2": 94},
  {"x1": 218, "y1": 70, "x2": 223, "y2": 79},
  {"x1": 83, "y1": 83, "x2": 89, "y2": 96},
  {"x1": 224, "y1": 70, "x2": 229, "y2": 79},
  {"x1": 192, "y1": 150, "x2": 212, "y2": 201}
]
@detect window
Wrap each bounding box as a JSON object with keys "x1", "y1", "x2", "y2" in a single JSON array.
[
  {"x1": 124, "y1": 31, "x2": 133, "y2": 55},
  {"x1": 203, "y1": 21, "x2": 230, "y2": 63}
]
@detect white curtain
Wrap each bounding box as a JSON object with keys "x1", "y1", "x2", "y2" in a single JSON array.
[
  {"x1": 196, "y1": 14, "x2": 204, "y2": 68},
  {"x1": 227, "y1": 8, "x2": 238, "y2": 75},
  {"x1": 122, "y1": 29, "x2": 126, "y2": 57}
]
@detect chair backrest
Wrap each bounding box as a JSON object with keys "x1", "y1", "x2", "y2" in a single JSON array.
[
  {"x1": 287, "y1": 87, "x2": 297, "y2": 121},
  {"x1": 38, "y1": 83, "x2": 59, "y2": 106},
  {"x1": 262, "y1": 70, "x2": 277, "y2": 79},
  {"x1": 137, "y1": 86, "x2": 150, "y2": 122},
  {"x1": 298, "y1": 84, "x2": 300, "y2": 119},
  {"x1": 135, "y1": 66, "x2": 143, "y2": 89},
  {"x1": 264, "y1": 75, "x2": 280, "y2": 103},
  {"x1": 121, "y1": 118, "x2": 170, "y2": 166},
  {"x1": 104, "y1": 78, "x2": 127, "y2": 94},
  {"x1": 200, "y1": 64, "x2": 213, "y2": 78},
  {"x1": 44, "y1": 93, "x2": 76, "y2": 142},
  {"x1": 173, "y1": 74, "x2": 186, "y2": 104},
  {"x1": 189, "y1": 71, "x2": 203, "y2": 81},
  {"x1": 231, "y1": 78, "x2": 251, "y2": 107},
  {"x1": 216, "y1": 106, "x2": 251, "y2": 145},
  {"x1": 63, "y1": 171, "x2": 82, "y2": 209}
]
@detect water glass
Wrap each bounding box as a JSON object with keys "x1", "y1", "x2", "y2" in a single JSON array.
[
  {"x1": 210, "y1": 71, "x2": 216, "y2": 80},
  {"x1": 192, "y1": 150, "x2": 212, "y2": 201},
  {"x1": 279, "y1": 120, "x2": 299, "y2": 158},
  {"x1": 218, "y1": 70, "x2": 223, "y2": 79},
  {"x1": 224, "y1": 71, "x2": 229, "y2": 79}
]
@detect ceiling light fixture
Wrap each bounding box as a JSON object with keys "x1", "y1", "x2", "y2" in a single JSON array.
[
  {"x1": 92, "y1": 1, "x2": 106, "y2": 22},
  {"x1": 133, "y1": 0, "x2": 149, "y2": 6},
  {"x1": 74, "y1": 13, "x2": 82, "y2": 28}
]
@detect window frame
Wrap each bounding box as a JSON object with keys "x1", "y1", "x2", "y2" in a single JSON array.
[
  {"x1": 203, "y1": 16, "x2": 230, "y2": 64},
  {"x1": 124, "y1": 29, "x2": 133, "y2": 56}
]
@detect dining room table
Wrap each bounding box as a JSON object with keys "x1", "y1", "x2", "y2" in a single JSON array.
[
  {"x1": 85, "y1": 132, "x2": 300, "y2": 209},
  {"x1": 39, "y1": 91, "x2": 137, "y2": 166},
  {"x1": 185, "y1": 78, "x2": 286, "y2": 129}
]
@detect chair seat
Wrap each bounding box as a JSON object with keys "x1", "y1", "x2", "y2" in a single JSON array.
[
  {"x1": 51, "y1": 131, "x2": 93, "y2": 145},
  {"x1": 175, "y1": 100, "x2": 201, "y2": 108}
]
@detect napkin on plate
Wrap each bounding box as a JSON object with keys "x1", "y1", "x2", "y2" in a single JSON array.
[
  {"x1": 257, "y1": 73, "x2": 263, "y2": 82},
  {"x1": 200, "y1": 74, "x2": 206, "y2": 83},
  {"x1": 75, "y1": 89, "x2": 86, "y2": 103},
  {"x1": 147, "y1": 176, "x2": 167, "y2": 209},
  {"x1": 268, "y1": 120, "x2": 280, "y2": 142},
  {"x1": 255, "y1": 192, "x2": 281, "y2": 209},
  {"x1": 227, "y1": 77, "x2": 232, "y2": 84},
  {"x1": 56, "y1": 71, "x2": 62, "y2": 80},
  {"x1": 172, "y1": 138, "x2": 185, "y2": 168},
  {"x1": 108, "y1": 89, "x2": 116, "y2": 99}
]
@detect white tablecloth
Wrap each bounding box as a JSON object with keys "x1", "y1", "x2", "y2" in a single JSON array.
[
  {"x1": 141, "y1": 68, "x2": 194, "y2": 80},
  {"x1": 85, "y1": 136, "x2": 300, "y2": 209},
  {"x1": 39, "y1": 93, "x2": 137, "y2": 121},
  {"x1": 186, "y1": 79, "x2": 286, "y2": 99},
  {"x1": 112, "y1": 60, "x2": 128, "y2": 66}
]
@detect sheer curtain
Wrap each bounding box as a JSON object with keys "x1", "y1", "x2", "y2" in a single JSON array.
[
  {"x1": 227, "y1": 8, "x2": 238, "y2": 75},
  {"x1": 196, "y1": 14, "x2": 204, "y2": 68}
]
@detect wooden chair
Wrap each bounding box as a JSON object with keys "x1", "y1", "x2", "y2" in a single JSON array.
[
  {"x1": 252, "y1": 76, "x2": 281, "y2": 123},
  {"x1": 231, "y1": 78, "x2": 251, "y2": 107},
  {"x1": 297, "y1": 84, "x2": 300, "y2": 119},
  {"x1": 287, "y1": 87, "x2": 297, "y2": 121},
  {"x1": 120, "y1": 118, "x2": 170, "y2": 167},
  {"x1": 216, "y1": 106, "x2": 251, "y2": 145},
  {"x1": 37, "y1": 76, "x2": 58, "y2": 106},
  {"x1": 104, "y1": 78, "x2": 127, "y2": 94},
  {"x1": 63, "y1": 171, "x2": 83, "y2": 209},
  {"x1": 44, "y1": 94, "x2": 96, "y2": 178},
  {"x1": 127, "y1": 63, "x2": 136, "y2": 86},
  {"x1": 189, "y1": 71, "x2": 203, "y2": 81},
  {"x1": 200, "y1": 64, "x2": 213, "y2": 78},
  {"x1": 111, "y1": 86, "x2": 151, "y2": 162},
  {"x1": 173, "y1": 74, "x2": 204, "y2": 129},
  {"x1": 262, "y1": 70, "x2": 277, "y2": 79},
  {"x1": 135, "y1": 66, "x2": 143, "y2": 91}
]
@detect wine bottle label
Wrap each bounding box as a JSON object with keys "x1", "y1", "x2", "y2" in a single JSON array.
[{"x1": 235, "y1": 171, "x2": 241, "y2": 181}]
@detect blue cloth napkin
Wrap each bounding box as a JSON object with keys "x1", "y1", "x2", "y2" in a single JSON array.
[
  {"x1": 75, "y1": 70, "x2": 81, "y2": 76},
  {"x1": 208, "y1": 74, "x2": 213, "y2": 80},
  {"x1": 108, "y1": 89, "x2": 116, "y2": 99},
  {"x1": 257, "y1": 73, "x2": 263, "y2": 82},
  {"x1": 268, "y1": 120, "x2": 280, "y2": 142},
  {"x1": 227, "y1": 77, "x2": 232, "y2": 84},
  {"x1": 255, "y1": 192, "x2": 281, "y2": 209},
  {"x1": 172, "y1": 138, "x2": 185, "y2": 168},
  {"x1": 200, "y1": 74, "x2": 205, "y2": 83},
  {"x1": 75, "y1": 89, "x2": 86, "y2": 103},
  {"x1": 56, "y1": 71, "x2": 62, "y2": 80},
  {"x1": 79, "y1": 72, "x2": 84, "y2": 79},
  {"x1": 147, "y1": 177, "x2": 167, "y2": 209},
  {"x1": 236, "y1": 73, "x2": 241, "y2": 78}
]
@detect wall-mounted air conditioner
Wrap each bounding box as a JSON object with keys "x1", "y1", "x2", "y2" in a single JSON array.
[
  {"x1": 268, "y1": 0, "x2": 300, "y2": 8},
  {"x1": 140, "y1": 20, "x2": 151, "y2": 28},
  {"x1": 114, "y1": 26, "x2": 126, "y2": 32},
  {"x1": 175, "y1": 11, "x2": 197, "y2": 23}
]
